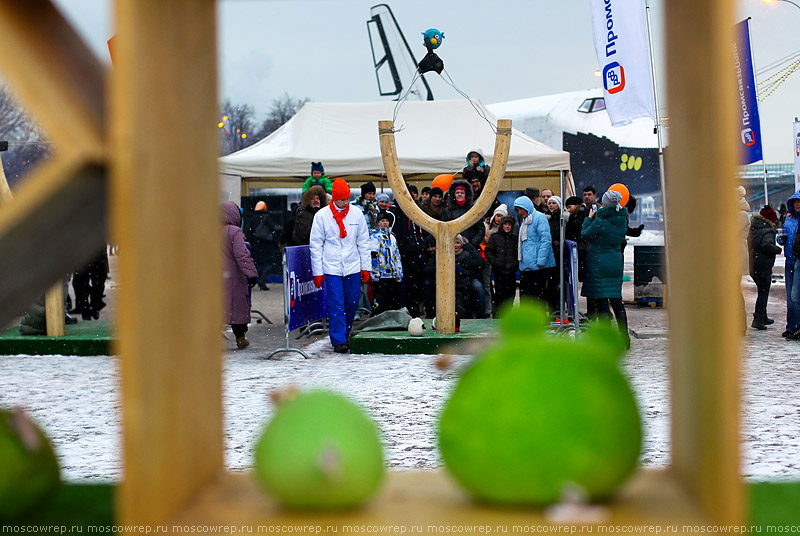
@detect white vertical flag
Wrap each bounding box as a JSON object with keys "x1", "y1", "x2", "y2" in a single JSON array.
[
  {"x1": 794, "y1": 119, "x2": 800, "y2": 193},
  {"x1": 589, "y1": 0, "x2": 655, "y2": 126}
]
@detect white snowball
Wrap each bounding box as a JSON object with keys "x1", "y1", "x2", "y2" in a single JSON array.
[{"x1": 408, "y1": 317, "x2": 425, "y2": 337}]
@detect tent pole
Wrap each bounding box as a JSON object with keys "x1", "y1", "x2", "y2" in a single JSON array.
[
  {"x1": 646, "y1": 0, "x2": 670, "y2": 308},
  {"x1": 559, "y1": 170, "x2": 565, "y2": 328}
]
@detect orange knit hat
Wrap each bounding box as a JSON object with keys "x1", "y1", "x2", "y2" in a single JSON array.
[
  {"x1": 331, "y1": 177, "x2": 350, "y2": 201},
  {"x1": 254, "y1": 201, "x2": 267, "y2": 211}
]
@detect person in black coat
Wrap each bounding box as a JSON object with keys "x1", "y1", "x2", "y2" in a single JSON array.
[
  {"x1": 625, "y1": 195, "x2": 645, "y2": 238},
  {"x1": 546, "y1": 196, "x2": 569, "y2": 313},
  {"x1": 249, "y1": 201, "x2": 277, "y2": 290},
  {"x1": 390, "y1": 201, "x2": 426, "y2": 317},
  {"x1": 563, "y1": 196, "x2": 585, "y2": 242},
  {"x1": 564, "y1": 196, "x2": 589, "y2": 281},
  {"x1": 71, "y1": 248, "x2": 109, "y2": 320},
  {"x1": 750, "y1": 205, "x2": 783, "y2": 329},
  {"x1": 485, "y1": 216, "x2": 518, "y2": 313},
  {"x1": 421, "y1": 235, "x2": 437, "y2": 318},
  {"x1": 441, "y1": 179, "x2": 485, "y2": 250},
  {"x1": 293, "y1": 186, "x2": 327, "y2": 246},
  {"x1": 564, "y1": 195, "x2": 589, "y2": 281},
  {"x1": 454, "y1": 235, "x2": 487, "y2": 319}
]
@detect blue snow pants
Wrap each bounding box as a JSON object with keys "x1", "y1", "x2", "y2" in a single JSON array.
[{"x1": 325, "y1": 273, "x2": 361, "y2": 347}]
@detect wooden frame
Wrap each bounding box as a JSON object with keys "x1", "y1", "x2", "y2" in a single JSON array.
[
  {"x1": 0, "y1": 0, "x2": 743, "y2": 529},
  {"x1": 0, "y1": 1, "x2": 106, "y2": 331}
]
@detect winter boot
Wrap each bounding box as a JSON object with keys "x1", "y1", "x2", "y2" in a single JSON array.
[
  {"x1": 236, "y1": 335, "x2": 250, "y2": 349},
  {"x1": 751, "y1": 316, "x2": 767, "y2": 330},
  {"x1": 765, "y1": 317, "x2": 775, "y2": 325},
  {"x1": 610, "y1": 299, "x2": 630, "y2": 349},
  {"x1": 786, "y1": 330, "x2": 800, "y2": 340}
]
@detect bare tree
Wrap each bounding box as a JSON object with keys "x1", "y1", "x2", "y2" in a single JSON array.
[
  {"x1": 255, "y1": 93, "x2": 309, "y2": 139},
  {"x1": 218, "y1": 99, "x2": 257, "y2": 155}
]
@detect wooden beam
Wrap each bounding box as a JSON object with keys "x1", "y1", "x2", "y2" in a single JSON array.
[
  {"x1": 0, "y1": 0, "x2": 105, "y2": 155},
  {"x1": 113, "y1": 0, "x2": 223, "y2": 525},
  {"x1": 665, "y1": 0, "x2": 744, "y2": 525},
  {"x1": 172, "y1": 470, "x2": 709, "y2": 528},
  {"x1": 0, "y1": 155, "x2": 106, "y2": 330},
  {"x1": 379, "y1": 120, "x2": 511, "y2": 333},
  {"x1": 44, "y1": 283, "x2": 65, "y2": 337}
]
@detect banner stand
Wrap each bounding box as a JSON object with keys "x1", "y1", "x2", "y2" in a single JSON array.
[
  {"x1": 295, "y1": 319, "x2": 327, "y2": 340},
  {"x1": 552, "y1": 240, "x2": 582, "y2": 336},
  {"x1": 266, "y1": 250, "x2": 310, "y2": 360},
  {"x1": 571, "y1": 243, "x2": 581, "y2": 334}
]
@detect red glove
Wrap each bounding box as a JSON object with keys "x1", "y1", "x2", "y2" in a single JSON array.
[
  {"x1": 361, "y1": 270, "x2": 371, "y2": 283},
  {"x1": 313, "y1": 275, "x2": 325, "y2": 288}
]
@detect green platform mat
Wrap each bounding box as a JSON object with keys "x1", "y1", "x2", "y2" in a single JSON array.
[
  {"x1": 0, "y1": 321, "x2": 114, "y2": 356},
  {"x1": 4, "y1": 483, "x2": 114, "y2": 527},
  {"x1": 350, "y1": 319, "x2": 498, "y2": 354},
  {"x1": 750, "y1": 481, "x2": 800, "y2": 528}
]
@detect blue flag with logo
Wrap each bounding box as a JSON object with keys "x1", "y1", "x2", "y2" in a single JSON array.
[
  {"x1": 733, "y1": 19, "x2": 763, "y2": 165},
  {"x1": 589, "y1": 0, "x2": 655, "y2": 127}
]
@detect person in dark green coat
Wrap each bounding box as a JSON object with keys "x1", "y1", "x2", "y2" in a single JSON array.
[{"x1": 581, "y1": 189, "x2": 630, "y2": 347}]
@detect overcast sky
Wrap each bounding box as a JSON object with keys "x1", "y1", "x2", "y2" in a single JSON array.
[{"x1": 52, "y1": 0, "x2": 800, "y2": 163}]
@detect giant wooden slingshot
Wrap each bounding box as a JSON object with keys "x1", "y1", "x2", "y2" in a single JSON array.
[{"x1": 378, "y1": 119, "x2": 511, "y2": 334}]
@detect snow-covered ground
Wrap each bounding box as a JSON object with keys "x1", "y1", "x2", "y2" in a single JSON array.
[
  {"x1": 2, "y1": 230, "x2": 799, "y2": 483},
  {"x1": 2, "y1": 327, "x2": 799, "y2": 483}
]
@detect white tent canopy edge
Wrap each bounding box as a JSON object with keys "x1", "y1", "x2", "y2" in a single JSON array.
[{"x1": 218, "y1": 99, "x2": 570, "y2": 178}]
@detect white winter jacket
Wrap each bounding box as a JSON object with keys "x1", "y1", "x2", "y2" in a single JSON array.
[{"x1": 309, "y1": 204, "x2": 372, "y2": 277}]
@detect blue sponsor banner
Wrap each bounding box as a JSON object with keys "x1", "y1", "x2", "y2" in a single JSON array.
[
  {"x1": 733, "y1": 19, "x2": 763, "y2": 165},
  {"x1": 285, "y1": 246, "x2": 327, "y2": 331}
]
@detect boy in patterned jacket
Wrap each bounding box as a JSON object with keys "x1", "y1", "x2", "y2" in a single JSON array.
[{"x1": 369, "y1": 211, "x2": 404, "y2": 315}]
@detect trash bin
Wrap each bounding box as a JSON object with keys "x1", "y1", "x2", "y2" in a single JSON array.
[{"x1": 634, "y1": 245, "x2": 666, "y2": 303}]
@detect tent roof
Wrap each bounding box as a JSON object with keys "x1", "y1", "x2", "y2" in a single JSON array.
[{"x1": 219, "y1": 100, "x2": 570, "y2": 178}]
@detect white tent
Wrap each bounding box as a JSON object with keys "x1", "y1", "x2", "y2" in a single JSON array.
[{"x1": 218, "y1": 100, "x2": 570, "y2": 178}]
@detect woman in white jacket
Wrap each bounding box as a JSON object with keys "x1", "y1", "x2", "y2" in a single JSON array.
[{"x1": 309, "y1": 177, "x2": 372, "y2": 353}]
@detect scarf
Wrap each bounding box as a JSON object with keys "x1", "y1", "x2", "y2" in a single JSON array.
[
  {"x1": 331, "y1": 201, "x2": 349, "y2": 238},
  {"x1": 518, "y1": 213, "x2": 532, "y2": 261}
]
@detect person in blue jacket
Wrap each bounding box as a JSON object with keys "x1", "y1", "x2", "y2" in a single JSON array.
[
  {"x1": 513, "y1": 195, "x2": 555, "y2": 310},
  {"x1": 778, "y1": 191, "x2": 800, "y2": 338}
]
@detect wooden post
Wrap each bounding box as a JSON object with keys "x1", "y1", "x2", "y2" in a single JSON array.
[
  {"x1": 379, "y1": 119, "x2": 511, "y2": 333},
  {"x1": 44, "y1": 283, "x2": 65, "y2": 336},
  {"x1": 0, "y1": 155, "x2": 12, "y2": 205},
  {"x1": 112, "y1": 0, "x2": 223, "y2": 525},
  {"x1": 665, "y1": 0, "x2": 744, "y2": 525}
]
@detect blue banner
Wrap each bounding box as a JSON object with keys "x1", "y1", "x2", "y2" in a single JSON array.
[
  {"x1": 733, "y1": 19, "x2": 763, "y2": 165},
  {"x1": 285, "y1": 246, "x2": 327, "y2": 331}
]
